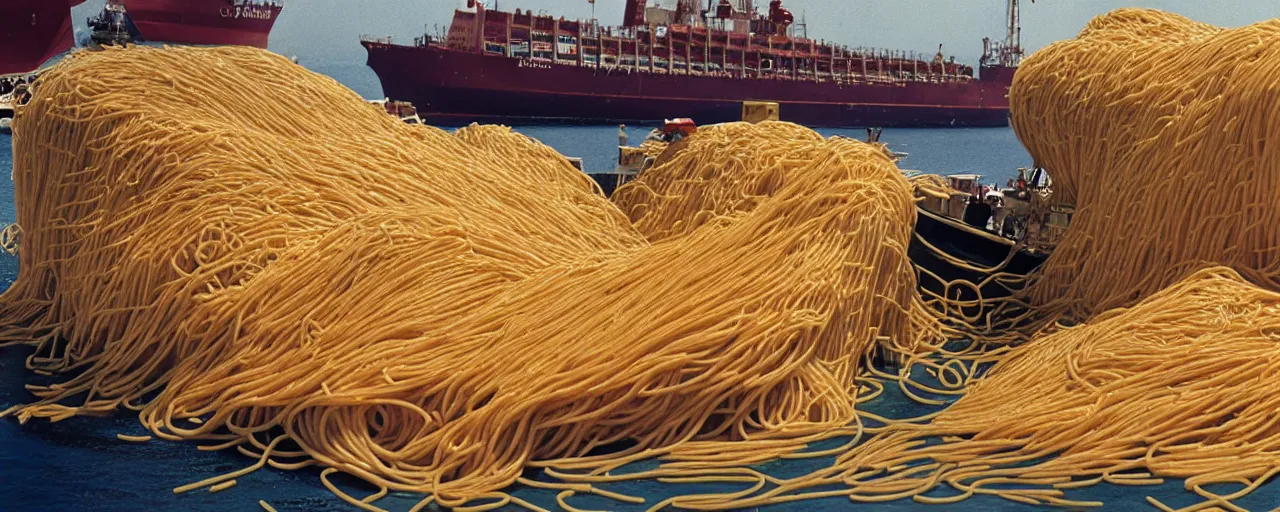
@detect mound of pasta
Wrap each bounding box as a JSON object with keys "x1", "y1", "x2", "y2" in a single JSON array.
[
  {"x1": 1010, "y1": 9, "x2": 1280, "y2": 321},
  {"x1": 671, "y1": 267, "x2": 1280, "y2": 510},
  {"x1": 614, "y1": 122, "x2": 824, "y2": 242},
  {"x1": 0, "y1": 45, "x2": 933, "y2": 508}
]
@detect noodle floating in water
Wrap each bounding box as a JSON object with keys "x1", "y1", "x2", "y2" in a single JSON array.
[{"x1": 0, "y1": 45, "x2": 936, "y2": 508}]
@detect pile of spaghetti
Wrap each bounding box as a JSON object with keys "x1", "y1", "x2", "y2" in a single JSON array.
[
  {"x1": 581, "y1": 9, "x2": 1280, "y2": 511},
  {"x1": 0, "y1": 45, "x2": 937, "y2": 509},
  {"x1": 812, "y1": 10, "x2": 1280, "y2": 509},
  {"x1": 1011, "y1": 8, "x2": 1280, "y2": 321},
  {"x1": 668, "y1": 267, "x2": 1280, "y2": 510}
]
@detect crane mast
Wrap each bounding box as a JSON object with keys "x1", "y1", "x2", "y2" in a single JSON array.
[{"x1": 982, "y1": 0, "x2": 1024, "y2": 68}]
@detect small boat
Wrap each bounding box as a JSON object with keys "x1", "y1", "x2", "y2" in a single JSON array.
[
  {"x1": 589, "y1": 117, "x2": 698, "y2": 197},
  {"x1": 591, "y1": 145, "x2": 653, "y2": 197},
  {"x1": 909, "y1": 170, "x2": 1070, "y2": 322},
  {"x1": 368, "y1": 98, "x2": 425, "y2": 125},
  {"x1": 866, "y1": 127, "x2": 908, "y2": 159}
]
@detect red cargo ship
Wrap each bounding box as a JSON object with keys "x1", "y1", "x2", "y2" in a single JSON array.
[
  {"x1": 92, "y1": 0, "x2": 284, "y2": 49},
  {"x1": 362, "y1": 0, "x2": 1027, "y2": 127},
  {"x1": 1, "y1": 1, "x2": 82, "y2": 76}
]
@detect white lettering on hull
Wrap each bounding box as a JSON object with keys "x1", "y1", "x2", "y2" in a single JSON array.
[
  {"x1": 223, "y1": 5, "x2": 275, "y2": 20},
  {"x1": 517, "y1": 59, "x2": 553, "y2": 70}
]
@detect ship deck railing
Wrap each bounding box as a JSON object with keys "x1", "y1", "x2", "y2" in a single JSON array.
[
  {"x1": 360, "y1": 35, "x2": 394, "y2": 45},
  {"x1": 578, "y1": 61, "x2": 973, "y2": 85},
  {"x1": 399, "y1": 41, "x2": 980, "y2": 85}
]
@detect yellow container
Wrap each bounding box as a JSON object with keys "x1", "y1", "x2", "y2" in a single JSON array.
[{"x1": 741, "y1": 101, "x2": 780, "y2": 123}]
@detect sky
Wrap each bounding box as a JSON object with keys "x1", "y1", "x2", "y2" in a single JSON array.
[{"x1": 70, "y1": 1, "x2": 1278, "y2": 66}]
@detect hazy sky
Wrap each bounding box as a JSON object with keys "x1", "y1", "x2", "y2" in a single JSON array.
[{"x1": 72, "y1": 1, "x2": 1277, "y2": 65}]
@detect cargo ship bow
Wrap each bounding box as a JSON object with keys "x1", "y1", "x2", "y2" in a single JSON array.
[
  {"x1": 1, "y1": 1, "x2": 82, "y2": 76},
  {"x1": 88, "y1": 0, "x2": 284, "y2": 48}
]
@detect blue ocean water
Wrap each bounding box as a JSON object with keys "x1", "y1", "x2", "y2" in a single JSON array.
[
  {"x1": 2, "y1": 75, "x2": 1279, "y2": 512},
  {"x1": 524, "y1": 125, "x2": 1028, "y2": 184}
]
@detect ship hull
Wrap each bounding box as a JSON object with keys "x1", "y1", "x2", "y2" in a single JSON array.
[
  {"x1": 121, "y1": 0, "x2": 281, "y2": 48},
  {"x1": 0, "y1": 2, "x2": 77, "y2": 75},
  {"x1": 365, "y1": 43, "x2": 1012, "y2": 127}
]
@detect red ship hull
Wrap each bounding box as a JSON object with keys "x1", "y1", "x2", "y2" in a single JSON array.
[
  {"x1": 364, "y1": 43, "x2": 1013, "y2": 128},
  {"x1": 0, "y1": 1, "x2": 78, "y2": 75},
  {"x1": 122, "y1": 0, "x2": 282, "y2": 48}
]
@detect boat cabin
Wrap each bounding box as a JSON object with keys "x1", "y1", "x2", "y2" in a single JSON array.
[{"x1": 368, "y1": 98, "x2": 425, "y2": 125}]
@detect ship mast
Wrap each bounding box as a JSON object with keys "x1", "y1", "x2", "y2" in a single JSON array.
[{"x1": 1004, "y1": 0, "x2": 1023, "y2": 67}]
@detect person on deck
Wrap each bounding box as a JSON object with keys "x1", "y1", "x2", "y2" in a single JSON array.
[{"x1": 618, "y1": 124, "x2": 629, "y2": 163}]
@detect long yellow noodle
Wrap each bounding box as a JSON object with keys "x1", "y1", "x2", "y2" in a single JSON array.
[
  {"x1": 653, "y1": 267, "x2": 1280, "y2": 509},
  {"x1": 0, "y1": 45, "x2": 933, "y2": 506},
  {"x1": 1011, "y1": 9, "x2": 1280, "y2": 322},
  {"x1": 614, "y1": 121, "x2": 825, "y2": 243},
  {"x1": 830, "y1": 267, "x2": 1280, "y2": 509},
  {"x1": 566, "y1": 9, "x2": 1280, "y2": 510}
]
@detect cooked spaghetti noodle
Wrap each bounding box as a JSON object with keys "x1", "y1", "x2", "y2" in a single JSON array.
[{"x1": 0, "y1": 45, "x2": 934, "y2": 508}]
